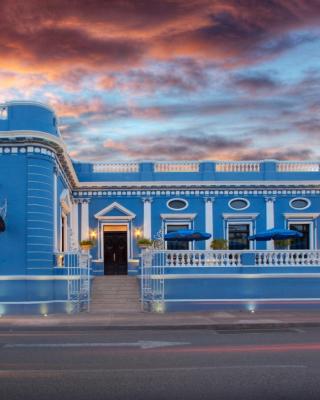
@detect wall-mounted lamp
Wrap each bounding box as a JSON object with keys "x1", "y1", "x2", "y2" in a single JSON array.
[
  {"x1": 134, "y1": 228, "x2": 142, "y2": 238},
  {"x1": 89, "y1": 230, "x2": 97, "y2": 240}
]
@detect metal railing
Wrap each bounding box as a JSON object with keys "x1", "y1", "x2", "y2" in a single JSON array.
[
  {"x1": 55, "y1": 251, "x2": 91, "y2": 313},
  {"x1": 140, "y1": 250, "x2": 165, "y2": 312}
]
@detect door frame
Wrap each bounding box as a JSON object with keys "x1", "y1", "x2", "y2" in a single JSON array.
[
  {"x1": 100, "y1": 222, "x2": 131, "y2": 264},
  {"x1": 103, "y1": 230, "x2": 128, "y2": 275}
]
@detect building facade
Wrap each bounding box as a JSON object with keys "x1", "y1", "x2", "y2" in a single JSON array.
[{"x1": 0, "y1": 101, "x2": 320, "y2": 314}]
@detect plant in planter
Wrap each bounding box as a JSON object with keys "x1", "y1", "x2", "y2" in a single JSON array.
[
  {"x1": 137, "y1": 237, "x2": 153, "y2": 249},
  {"x1": 210, "y1": 238, "x2": 228, "y2": 250},
  {"x1": 80, "y1": 239, "x2": 95, "y2": 251},
  {"x1": 274, "y1": 239, "x2": 292, "y2": 250}
]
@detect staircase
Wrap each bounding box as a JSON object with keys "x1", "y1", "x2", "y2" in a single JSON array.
[{"x1": 90, "y1": 276, "x2": 141, "y2": 313}]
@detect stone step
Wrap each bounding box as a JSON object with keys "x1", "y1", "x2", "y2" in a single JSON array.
[{"x1": 90, "y1": 276, "x2": 140, "y2": 314}]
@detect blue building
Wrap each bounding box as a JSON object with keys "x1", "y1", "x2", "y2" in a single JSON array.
[{"x1": 0, "y1": 101, "x2": 320, "y2": 314}]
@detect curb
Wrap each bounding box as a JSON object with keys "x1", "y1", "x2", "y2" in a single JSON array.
[{"x1": 1, "y1": 321, "x2": 320, "y2": 332}]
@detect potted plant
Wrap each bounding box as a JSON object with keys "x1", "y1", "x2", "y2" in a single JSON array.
[
  {"x1": 210, "y1": 238, "x2": 228, "y2": 250},
  {"x1": 274, "y1": 239, "x2": 292, "y2": 250},
  {"x1": 137, "y1": 237, "x2": 153, "y2": 249},
  {"x1": 80, "y1": 239, "x2": 95, "y2": 251}
]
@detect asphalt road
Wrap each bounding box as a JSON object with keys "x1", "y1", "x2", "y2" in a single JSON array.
[{"x1": 1, "y1": 326, "x2": 320, "y2": 400}]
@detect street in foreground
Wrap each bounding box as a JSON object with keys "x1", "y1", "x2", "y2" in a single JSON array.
[{"x1": 1, "y1": 327, "x2": 320, "y2": 400}]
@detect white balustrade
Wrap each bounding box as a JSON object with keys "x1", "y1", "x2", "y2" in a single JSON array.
[
  {"x1": 216, "y1": 161, "x2": 260, "y2": 172},
  {"x1": 93, "y1": 162, "x2": 139, "y2": 173},
  {"x1": 154, "y1": 161, "x2": 199, "y2": 173},
  {"x1": 143, "y1": 250, "x2": 242, "y2": 267},
  {"x1": 254, "y1": 251, "x2": 320, "y2": 266},
  {"x1": 142, "y1": 250, "x2": 320, "y2": 268},
  {"x1": 276, "y1": 162, "x2": 320, "y2": 172}
]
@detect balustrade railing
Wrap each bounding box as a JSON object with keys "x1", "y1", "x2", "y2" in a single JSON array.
[
  {"x1": 154, "y1": 161, "x2": 199, "y2": 173},
  {"x1": 216, "y1": 161, "x2": 260, "y2": 172},
  {"x1": 142, "y1": 250, "x2": 242, "y2": 267},
  {"x1": 93, "y1": 162, "x2": 139, "y2": 173},
  {"x1": 141, "y1": 250, "x2": 320, "y2": 269},
  {"x1": 276, "y1": 162, "x2": 320, "y2": 172},
  {"x1": 254, "y1": 250, "x2": 320, "y2": 266},
  {"x1": 55, "y1": 251, "x2": 91, "y2": 312}
]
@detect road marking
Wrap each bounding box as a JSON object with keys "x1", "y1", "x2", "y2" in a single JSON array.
[{"x1": 3, "y1": 340, "x2": 190, "y2": 350}]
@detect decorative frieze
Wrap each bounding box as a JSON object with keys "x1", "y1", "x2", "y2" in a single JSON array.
[{"x1": 72, "y1": 189, "x2": 320, "y2": 198}]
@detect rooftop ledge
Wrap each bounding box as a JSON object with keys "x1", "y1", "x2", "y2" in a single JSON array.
[{"x1": 88, "y1": 160, "x2": 320, "y2": 174}]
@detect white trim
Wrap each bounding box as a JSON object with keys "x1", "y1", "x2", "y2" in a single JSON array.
[
  {"x1": 289, "y1": 197, "x2": 311, "y2": 210},
  {"x1": 284, "y1": 213, "x2": 320, "y2": 219},
  {"x1": 228, "y1": 198, "x2": 250, "y2": 211},
  {"x1": 60, "y1": 189, "x2": 72, "y2": 214},
  {"x1": 266, "y1": 198, "x2": 275, "y2": 250},
  {"x1": 81, "y1": 201, "x2": 89, "y2": 240},
  {"x1": 166, "y1": 198, "x2": 188, "y2": 211},
  {"x1": 223, "y1": 213, "x2": 259, "y2": 219},
  {"x1": 71, "y1": 202, "x2": 79, "y2": 250},
  {"x1": 160, "y1": 213, "x2": 197, "y2": 220},
  {"x1": 205, "y1": 199, "x2": 213, "y2": 250},
  {"x1": 143, "y1": 199, "x2": 152, "y2": 239},
  {"x1": 94, "y1": 201, "x2": 136, "y2": 220}
]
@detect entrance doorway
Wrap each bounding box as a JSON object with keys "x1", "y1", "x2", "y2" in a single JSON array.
[{"x1": 103, "y1": 226, "x2": 128, "y2": 275}]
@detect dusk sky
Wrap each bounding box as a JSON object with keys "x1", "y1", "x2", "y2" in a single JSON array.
[{"x1": 1, "y1": 0, "x2": 320, "y2": 162}]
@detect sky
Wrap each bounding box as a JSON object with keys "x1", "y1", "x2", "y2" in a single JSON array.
[{"x1": 0, "y1": 0, "x2": 320, "y2": 162}]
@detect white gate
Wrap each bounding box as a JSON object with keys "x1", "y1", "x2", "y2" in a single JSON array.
[
  {"x1": 56, "y1": 251, "x2": 91, "y2": 312},
  {"x1": 140, "y1": 250, "x2": 165, "y2": 312}
]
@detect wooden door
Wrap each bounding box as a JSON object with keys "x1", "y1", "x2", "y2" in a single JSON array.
[{"x1": 103, "y1": 232, "x2": 128, "y2": 275}]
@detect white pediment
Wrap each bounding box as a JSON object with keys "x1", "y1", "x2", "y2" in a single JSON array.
[{"x1": 94, "y1": 202, "x2": 136, "y2": 220}]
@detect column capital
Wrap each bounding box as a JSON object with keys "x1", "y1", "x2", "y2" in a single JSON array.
[
  {"x1": 204, "y1": 197, "x2": 215, "y2": 203},
  {"x1": 79, "y1": 198, "x2": 90, "y2": 204},
  {"x1": 142, "y1": 197, "x2": 153, "y2": 203},
  {"x1": 264, "y1": 196, "x2": 276, "y2": 203}
]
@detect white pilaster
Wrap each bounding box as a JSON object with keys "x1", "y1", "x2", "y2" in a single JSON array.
[
  {"x1": 53, "y1": 170, "x2": 58, "y2": 252},
  {"x1": 143, "y1": 198, "x2": 152, "y2": 239},
  {"x1": 71, "y1": 201, "x2": 79, "y2": 249},
  {"x1": 265, "y1": 196, "x2": 275, "y2": 250},
  {"x1": 81, "y1": 200, "x2": 89, "y2": 241},
  {"x1": 205, "y1": 197, "x2": 214, "y2": 250}
]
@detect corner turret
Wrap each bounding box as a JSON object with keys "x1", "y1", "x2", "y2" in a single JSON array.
[{"x1": 0, "y1": 101, "x2": 60, "y2": 137}]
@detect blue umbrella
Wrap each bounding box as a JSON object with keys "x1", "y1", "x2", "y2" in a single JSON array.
[
  {"x1": 248, "y1": 228, "x2": 303, "y2": 241},
  {"x1": 164, "y1": 229, "x2": 211, "y2": 241}
]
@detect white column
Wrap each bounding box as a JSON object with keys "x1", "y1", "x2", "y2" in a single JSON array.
[
  {"x1": 81, "y1": 200, "x2": 89, "y2": 241},
  {"x1": 205, "y1": 197, "x2": 214, "y2": 250},
  {"x1": 53, "y1": 170, "x2": 58, "y2": 252},
  {"x1": 143, "y1": 198, "x2": 152, "y2": 239},
  {"x1": 265, "y1": 197, "x2": 275, "y2": 250},
  {"x1": 71, "y1": 201, "x2": 79, "y2": 249}
]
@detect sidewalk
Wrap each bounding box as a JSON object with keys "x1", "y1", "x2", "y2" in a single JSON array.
[{"x1": 1, "y1": 310, "x2": 320, "y2": 331}]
